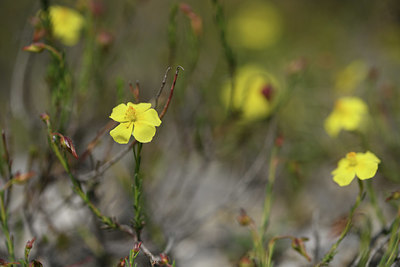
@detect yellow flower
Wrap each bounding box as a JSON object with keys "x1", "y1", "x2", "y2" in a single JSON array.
[
  {"x1": 221, "y1": 64, "x2": 280, "y2": 121},
  {"x1": 109, "y1": 103, "x2": 162, "y2": 144},
  {"x1": 228, "y1": 1, "x2": 282, "y2": 50},
  {"x1": 332, "y1": 151, "x2": 380, "y2": 187},
  {"x1": 335, "y1": 60, "x2": 368, "y2": 93},
  {"x1": 49, "y1": 5, "x2": 84, "y2": 46},
  {"x1": 324, "y1": 97, "x2": 368, "y2": 137}
]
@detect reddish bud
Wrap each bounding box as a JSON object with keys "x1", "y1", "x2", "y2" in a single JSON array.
[
  {"x1": 386, "y1": 191, "x2": 400, "y2": 202},
  {"x1": 26, "y1": 237, "x2": 36, "y2": 249},
  {"x1": 117, "y1": 257, "x2": 128, "y2": 267},
  {"x1": 239, "y1": 256, "x2": 255, "y2": 267},
  {"x1": 14, "y1": 171, "x2": 35, "y2": 184},
  {"x1": 160, "y1": 253, "x2": 169, "y2": 265},
  {"x1": 291, "y1": 237, "x2": 311, "y2": 262},
  {"x1": 89, "y1": 0, "x2": 105, "y2": 16},
  {"x1": 40, "y1": 113, "x2": 50, "y2": 126},
  {"x1": 133, "y1": 241, "x2": 142, "y2": 253},
  {"x1": 23, "y1": 43, "x2": 46, "y2": 53},
  {"x1": 275, "y1": 135, "x2": 284, "y2": 147},
  {"x1": 96, "y1": 31, "x2": 113, "y2": 48},
  {"x1": 261, "y1": 84, "x2": 274, "y2": 101},
  {"x1": 29, "y1": 260, "x2": 43, "y2": 267},
  {"x1": 53, "y1": 133, "x2": 79, "y2": 159},
  {"x1": 237, "y1": 208, "x2": 253, "y2": 226}
]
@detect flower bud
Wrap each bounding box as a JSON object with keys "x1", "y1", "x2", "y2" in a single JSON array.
[
  {"x1": 14, "y1": 171, "x2": 35, "y2": 184},
  {"x1": 239, "y1": 256, "x2": 255, "y2": 267},
  {"x1": 237, "y1": 208, "x2": 253, "y2": 226},
  {"x1": 53, "y1": 133, "x2": 79, "y2": 159},
  {"x1": 291, "y1": 237, "x2": 311, "y2": 262},
  {"x1": 160, "y1": 253, "x2": 170, "y2": 265},
  {"x1": 23, "y1": 43, "x2": 45, "y2": 53},
  {"x1": 133, "y1": 241, "x2": 142, "y2": 253},
  {"x1": 26, "y1": 237, "x2": 36, "y2": 249}
]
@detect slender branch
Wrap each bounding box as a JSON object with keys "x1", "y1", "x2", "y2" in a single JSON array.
[
  {"x1": 159, "y1": 66, "x2": 184, "y2": 119},
  {"x1": 155, "y1": 67, "x2": 172, "y2": 108},
  {"x1": 316, "y1": 180, "x2": 365, "y2": 266}
]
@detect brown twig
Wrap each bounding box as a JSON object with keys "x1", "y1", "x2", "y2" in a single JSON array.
[
  {"x1": 155, "y1": 66, "x2": 172, "y2": 108},
  {"x1": 159, "y1": 66, "x2": 184, "y2": 119},
  {"x1": 80, "y1": 121, "x2": 117, "y2": 161}
]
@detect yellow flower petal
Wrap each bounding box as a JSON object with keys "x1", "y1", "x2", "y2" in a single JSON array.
[
  {"x1": 324, "y1": 97, "x2": 368, "y2": 137},
  {"x1": 331, "y1": 151, "x2": 380, "y2": 186},
  {"x1": 355, "y1": 152, "x2": 380, "y2": 180},
  {"x1": 332, "y1": 167, "x2": 356, "y2": 187},
  {"x1": 109, "y1": 103, "x2": 128, "y2": 122},
  {"x1": 49, "y1": 6, "x2": 84, "y2": 46},
  {"x1": 128, "y1": 102, "x2": 152, "y2": 113},
  {"x1": 136, "y1": 109, "x2": 162, "y2": 126},
  {"x1": 110, "y1": 122, "x2": 133, "y2": 144},
  {"x1": 133, "y1": 122, "x2": 156, "y2": 143}
]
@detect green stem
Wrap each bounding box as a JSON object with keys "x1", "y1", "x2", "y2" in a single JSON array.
[
  {"x1": 260, "y1": 145, "x2": 278, "y2": 242},
  {"x1": 0, "y1": 191, "x2": 14, "y2": 262},
  {"x1": 49, "y1": 134, "x2": 117, "y2": 229},
  {"x1": 378, "y1": 210, "x2": 400, "y2": 267},
  {"x1": 316, "y1": 180, "x2": 364, "y2": 266},
  {"x1": 210, "y1": 0, "x2": 236, "y2": 115},
  {"x1": 365, "y1": 179, "x2": 386, "y2": 226},
  {"x1": 132, "y1": 142, "x2": 143, "y2": 240}
]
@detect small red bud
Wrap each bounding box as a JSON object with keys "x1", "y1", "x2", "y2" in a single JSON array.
[
  {"x1": 133, "y1": 241, "x2": 142, "y2": 253},
  {"x1": 261, "y1": 84, "x2": 274, "y2": 101},
  {"x1": 275, "y1": 135, "x2": 284, "y2": 147},
  {"x1": 40, "y1": 113, "x2": 50, "y2": 126},
  {"x1": 14, "y1": 171, "x2": 35, "y2": 184},
  {"x1": 239, "y1": 256, "x2": 254, "y2": 267},
  {"x1": 53, "y1": 133, "x2": 79, "y2": 159},
  {"x1": 97, "y1": 31, "x2": 113, "y2": 48},
  {"x1": 26, "y1": 237, "x2": 36, "y2": 249},
  {"x1": 160, "y1": 253, "x2": 169, "y2": 265}
]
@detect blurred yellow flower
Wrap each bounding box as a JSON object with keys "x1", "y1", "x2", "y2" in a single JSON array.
[
  {"x1": 324, "y1": 97, "x2": 368, "y2": 137},
  {"x1": 335, "y1": 60, "x2": 368, "y2": 93},
  {"x1": 332, "y1": 151, "x2": 380, "y2": 187},
  {"x1": 222, "y1": 65, "x2": 280, "y2": 121},
  {"x1": 228, "y1": 1, "x2": 282, "y2": 50},
  {"x1": 49, "y1": 5, "x2": 84, "y2": 46},
  {"x1": 109, "y1": 103, "x2": 162, "y2": 144}
]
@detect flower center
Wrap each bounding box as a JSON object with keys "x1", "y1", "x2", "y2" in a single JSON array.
[
  {"x1": 346, "y1": 152, "x2": 357, "y2": 166},
  {"x1": 125, "y1": 106, "x2": 137, "y2": 122}
]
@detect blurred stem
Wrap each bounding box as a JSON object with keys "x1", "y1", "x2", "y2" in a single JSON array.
[
  {"x1": 168, "y1": 3, "x2": 178, "y2": 66},
  {"x1": 260, "y1": 145, "x2": 279, "y2": 241},
  {"x1": 316, "y1": 180, "x2": 364, "y2": 266},
  {"x1": 0, "y1": 191, "x2": 14, "y2": 263},
  {"x1": 365, "y1": 179, "x2": 386, "y2": 226},
  {"x1": 378, "y1": 208, "x2": 400, "y2": 267},
  {"x1": 210, "y1": 0, "x2": 236, "y2": 115},
  {"x1": 46, "y1": 122, "x2": 117, "y2": 229},
  {"x1": 132, "y1": 142, "x2": 144, "y2": 240},
  {"x1": 356, "y1": 131, "x2": 386, "y2": 226}
]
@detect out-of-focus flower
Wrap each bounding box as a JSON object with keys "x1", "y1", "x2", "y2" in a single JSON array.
[
  {"x1": 335, "y1": 60, "x2": 368, "y2": 93},
  {"x1": 324, "y1": 97, "x2": 368, "y2": 137},
  {"x1": 228, "y1": 1, "x2": 282, "y2": 50},
  {"x1": 221, "y1": 64, "x2": 280, "y2": 121},
  {"x1": 109, "y1": 103, "x2": 162, "y2": 144},
  {"x1": 332, "y1": 151, "x2": 380, "y2": 187},
  {"x1": 49, "y1": 5, "x2": 84, "y2": 46}
]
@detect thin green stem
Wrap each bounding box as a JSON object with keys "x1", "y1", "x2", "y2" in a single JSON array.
[
  {"x1": 132, "y1": 142, "x2": 143, "y2": 240},
  {"x1": 378, "y1": 209, "x2": 400, "y2": 267},
  {"x1": 365, "y1": 179, "x2": 386, "y2": 226},
  {"x1": 316, "y1": 180, "x2": 364, "y2": 266},
  {"x1": 0, "y1": 191, "x2": 15, "y2": 262},
  {"x1": 260, "y1": 145, "x2": 278, "y2": 242},
  {"x1": 210, "y1": 0, "x2": 236, "y2": 115}
]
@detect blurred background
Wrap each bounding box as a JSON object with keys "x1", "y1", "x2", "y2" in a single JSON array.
[{"x1": 1, "y1": 0, "x2": 400, "y2": 266}]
